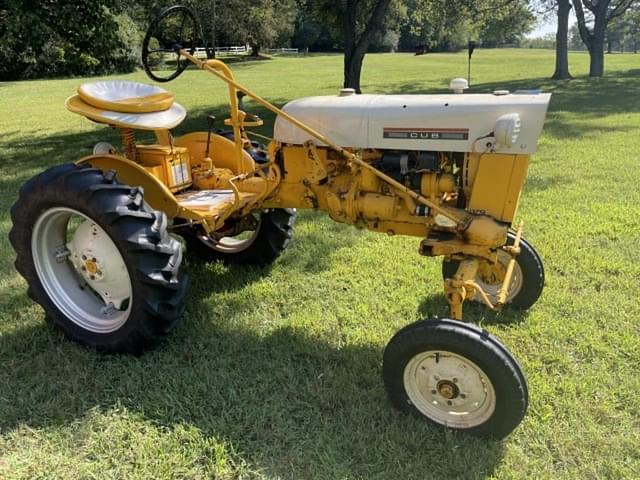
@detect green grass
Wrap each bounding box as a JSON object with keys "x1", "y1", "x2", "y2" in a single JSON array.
[{"x1": 1, "y1": 49, "x2": 640, "y2": 479}]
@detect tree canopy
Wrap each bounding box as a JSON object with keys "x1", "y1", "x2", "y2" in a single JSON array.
[
  {"x1": 571, "y1": 0, "x2": 635, "y2": 76},
  {"x1": 1, "y1": 0, "x2": 536, "y2": 81},
  {"x1": 0, "y1": 0, "x2": 141, "y2": 80}
]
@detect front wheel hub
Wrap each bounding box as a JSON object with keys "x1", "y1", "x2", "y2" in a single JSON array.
[
  {"x1": 404, "y1": 350, "x2": 496, "y2": 428},
  {"x1": 436, "y1": 380, "x2": 460, "y2": 400}
]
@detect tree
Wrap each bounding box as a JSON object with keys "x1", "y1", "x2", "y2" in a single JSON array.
[
  {"x1": 606, "y1": 15, "x2": 628, "y2": 52},
  {"x1": 521, "y1": 33, "x2": 557, "y2": 48},
  {"x1": 569, "y1": 23, "x2": 588, "y2": 49},
  {"x1": 292, "y1": 2, "x2": 341, "y2": 51},
  {"x1": 478, "y1": 1, "x2": 535, "y2": 47},
  {"x1": 608, "y1": 1, "x2": 640, "y2": 52},
  {"x1": 400, "y1": 0, "x2": 533, "y2": 52},
  {"x1": 571, "y1": 0, "x2": 634, "y2": 76},
  {"x1": 400, "y1": 0, "x2": 477, "y2": 52},
  {"x1": 212, "y1": 0, "x2": 297, "y2": 56},
  {"x1": 551, "y1": 0, "x2": 573, "y2": 79},
  {"x1": 626, "y1": 5, "x2": 640, "y2": 52},
  {"x1": 296, "y1": 0, "x2": 397, "y2": 92},
  {"x1": 342, "y1": 0, "x2": 394, "y2": 92},
  {"x1": 0, "y1": 0, "x2": 141, "y2": 80}
]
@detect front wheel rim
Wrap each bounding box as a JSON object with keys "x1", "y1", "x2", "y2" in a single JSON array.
[
  {"x1": 31, "y1": 207, "x2": 132, "y2": 333},
  {"x1": 403, "y1": 350, "x2": 496, "y2": 428},
  {"x1": 475, "y1": 250, "x2": 524, "y2": 304}
]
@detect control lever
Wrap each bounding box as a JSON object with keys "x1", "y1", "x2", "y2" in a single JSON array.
[
  {"x1": 236, "y1": 91, "x2": 247, "y2": 111},
  {"x1": 202, "y1": 114, "x2": 215, "y2": 172},
  {"x1": 236, "y1": 91, "x2": 260, "y2": 122},
  {"x1": 205, "y1": 115, "x2": 216, "y2": 158}
]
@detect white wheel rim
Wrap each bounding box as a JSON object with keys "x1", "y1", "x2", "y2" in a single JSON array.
[
  {"x1": 31, "y1": 207, "x2": 132, "y2": 333},
  {"x1": 403, "y1": 350, "x2": 496, "y2": 428},
  {"x1": 474, "y1": 250, "x2": 524, "y2": 304},
  {"x1": 198, "y1": 215, "x2": 261, "y2": 253}
]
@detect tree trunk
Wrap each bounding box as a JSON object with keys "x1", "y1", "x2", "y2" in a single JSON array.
[
  {"x1": 552, "y1": 0, "x2": 573, "y2": 80},
  {"x1": 344, "y1": 50, "x2": 365, "y2": 92},
  {"x1": 589, "y1": 40, "x2": 605, "y2": 76},
  {"x1": 341, "y1": 0, "x2": 392, "y2": 94},
  {"x1": 571, "y1": 0, "x2": 635, "y2": 77},
  {"x1": 250, "y1": 44, "x2": 260, "y2": 57},
  {"x1": 589, "y1": 16, "x2": 607, "y2": 76}
]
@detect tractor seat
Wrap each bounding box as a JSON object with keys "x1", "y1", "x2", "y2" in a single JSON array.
[{"x1": 65, "y1": 80, "x2": 186, "y2": 131}]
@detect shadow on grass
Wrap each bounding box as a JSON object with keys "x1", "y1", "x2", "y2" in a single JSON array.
[
  {"x1": 0, "y1": 286, "x2": 506, "y2": 480},
  {"x1": 9, "y1": 65, "x2": 636, "y2": 477}
]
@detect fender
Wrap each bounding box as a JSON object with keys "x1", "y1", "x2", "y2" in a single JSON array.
[{"x1": 77, "y1": 154, "x2": 183, "y2": 218}]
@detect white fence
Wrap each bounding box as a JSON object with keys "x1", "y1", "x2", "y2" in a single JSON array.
[
  {"x1": 194, "y1": 46, "x2": 301, "y2": 58},
  {"x1": 263, "y1": 48, "x2": 300, "y2": 55},
  {"x1": 194, "y1": 46, "x2": 247, "y2": 58}
]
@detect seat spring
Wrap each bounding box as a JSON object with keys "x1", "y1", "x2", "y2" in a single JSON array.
[{"x1": 120, "y1": 128, "x2": 137, "y2": 161}]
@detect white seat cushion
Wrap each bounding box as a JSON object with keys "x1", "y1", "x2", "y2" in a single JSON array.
[
  {"x1": 78, "y1": 81, "x2": 175, "y2": 113},
  {"x1": 65, "y1": 94, "x2": 186, "y2": 131}
]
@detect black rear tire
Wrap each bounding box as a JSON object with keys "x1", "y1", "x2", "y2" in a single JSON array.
[
  {"x1": 178, "y1": 208, "x2": 296, "y2": 266},
  {"x1": 442, "y1": 232, "x2": 544, "y2": 310},
  {"x1": 9, "y1": 163, "x2": 187, "y2": 354},
  {"x1": 383, "y1": 318, "x2": 528, "y2": 439}
]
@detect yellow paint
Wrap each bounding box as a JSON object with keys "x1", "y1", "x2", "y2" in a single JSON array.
[
  {"x1": 174, "y1": 132, "x2": 255, "y2": 173},
  {"x1": 136, "y1": 145, "x2": 192, "y2": 192},
  {"x1": 262, "y1": 145, "x2": 432, "y2": 238},
  {"x1": 77, "y1": 87, "x2": 174, "y2": 113},
  {"x1": 76, "y1": 154, "x2": 183, "y2": 218},
  {"x1": 84, "y1": 260, "x2": 98, "y2": 275},
  {"x1": 467, "y1": 153, "x2": 530, "y2": 223},
  {"x1": 65, "y1": 50, "x2": 543, "y2": 324},
  {"x1": 65, "y1": 95, "x2": 183, "y2": 131}
]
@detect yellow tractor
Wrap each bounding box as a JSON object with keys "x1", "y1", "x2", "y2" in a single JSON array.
[{"x1": 10, "y1": 6, "x2": 550, "y2": 438}]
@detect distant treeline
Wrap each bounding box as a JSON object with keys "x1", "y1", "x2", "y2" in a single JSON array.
[
  {"x1": 0, "y1": 0, "x2": 602, "y2": 81},
  {"x1": 523, "y1": 21, "x2": 640, "y2": 53}
]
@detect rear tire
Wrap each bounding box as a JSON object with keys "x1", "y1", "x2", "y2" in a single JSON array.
[
  {"x1": 383, "y1": 318, "x2": 528, "y2": 439},
  {"x1": 179, "y1": 208, "x2": 296, "y2": 266},
  {"x1": 9, "y1": 163, "x2": 187, "y2": 353}
]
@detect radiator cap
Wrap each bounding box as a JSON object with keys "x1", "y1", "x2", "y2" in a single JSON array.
[
  {"x1": 339, "y1": 88, "x2": 356, "y2": 97},
  {"x1": 449, "y1": 78, "x2": 468, "y2": 94}
]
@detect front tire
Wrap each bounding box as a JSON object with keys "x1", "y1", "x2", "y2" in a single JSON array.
[
  {"x1": 442, "y1": 232, "x2": 544, "y2": 310},
  {"x1": 383, "y1": 318, "x2": 528, "y2": 439},
  {"x1": 9, "y1": 163, "x2": 187, "y2": 353},
  {"x1": 179, "y1": 208, "x2": 296, "y2": 266}
]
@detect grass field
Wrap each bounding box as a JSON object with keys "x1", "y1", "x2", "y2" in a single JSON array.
[{"x1": 1, "y1": 49, "x2": 639, "y2": 479}]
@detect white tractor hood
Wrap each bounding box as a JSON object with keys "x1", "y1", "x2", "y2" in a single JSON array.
[{"x1": 273, "y1": 92, "x2": 551, "y2": 154}]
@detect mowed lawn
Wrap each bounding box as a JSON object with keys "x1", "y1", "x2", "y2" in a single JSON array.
[{"x1": 1, "y1": 49, "x2": 639, "y2": 479}]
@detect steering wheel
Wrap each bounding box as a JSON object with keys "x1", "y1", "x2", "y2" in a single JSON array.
[{"x1": 142, "y1": 5, "x2": 204, "y2": 83}]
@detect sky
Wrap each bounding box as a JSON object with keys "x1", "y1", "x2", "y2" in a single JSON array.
[{"x1": 527, "y1": 10, "x2": 577, "y2": 38}]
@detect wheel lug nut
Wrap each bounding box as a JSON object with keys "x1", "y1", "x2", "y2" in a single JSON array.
[
  {"x1": 460, "y1": 393, "x2": 466, "y2": 399},
  {"x1": 431, "y1": 389, "x2": 437, "y2": 395},
  {"x1": 81, "y1": 266, "x2": 86, "y2": 271},
  {"x1": 453, "y1": 378, "x2": 458, "y2": 383},
  {"x1": 447, "y1": 400, "x2": 452, "y2": 406},
  {"x1": 434, "y1": 375, "x2": 440, "y2": 381},
  {"x1": 90, "y1": 275, "x2": 95, "y2": 280},
  {"x1": 81, "y1": 255, "x2": 87, "y2": 260}
]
